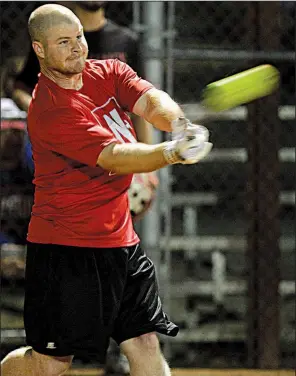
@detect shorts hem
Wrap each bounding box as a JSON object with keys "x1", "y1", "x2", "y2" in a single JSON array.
[
  {"x1": 29, "y1": 343, "x2": 74, "y2": 358},
  {"x1": 113, "y1": 323, "x2": 179, "y2": 345},
  {"x1": 29, "y1": 343, "x2": 106, "y2": 363},
  {"x1": 26, "y1": 238, "x2": 140, "y2": 249}
]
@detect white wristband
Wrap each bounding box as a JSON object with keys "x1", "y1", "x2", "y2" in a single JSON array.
[{"x1": 163, "y1": 141, "x2": 183, "y2": 164}]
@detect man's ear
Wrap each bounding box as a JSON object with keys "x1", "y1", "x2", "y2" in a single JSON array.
[{"x1": 32, "y1": 41, "x2": 45, "y2": 59}]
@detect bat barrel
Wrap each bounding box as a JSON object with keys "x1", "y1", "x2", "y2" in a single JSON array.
[{"x1": 202, "y1": 64, "x2": 280, "y2": 112}]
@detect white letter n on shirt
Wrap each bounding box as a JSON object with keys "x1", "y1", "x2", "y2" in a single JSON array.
[{"x1": 103, "y1": 109, "x2": 137, "y2": 144}]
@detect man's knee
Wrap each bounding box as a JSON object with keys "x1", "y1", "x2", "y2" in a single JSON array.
[
  {"x1": 1, "y1": 347, "x2": 72, "y2": 376},
  {"x1": 121, "y1": 332, "x2": 160, "y2": 356},
  {"x1": 32, "y1": 349, "x2": 73, "y2": 375},
  {"x1": 136, "y1": 332, "x2": 160, "y2": 352},
  {"x1": 1, "y1": 346, "x2": 32, "y2": 363}
]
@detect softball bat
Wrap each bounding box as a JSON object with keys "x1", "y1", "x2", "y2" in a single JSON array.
[{"x1": 202, "y1": 64, "x2": 280, "y2": 112}]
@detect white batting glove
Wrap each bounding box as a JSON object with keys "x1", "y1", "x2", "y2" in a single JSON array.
[
  {"x1": 163, "y1": 117, "x2": 213, "y2": 165},
  {"x1": 171, "y1": 116, "x2": 189, "y2": 140}
]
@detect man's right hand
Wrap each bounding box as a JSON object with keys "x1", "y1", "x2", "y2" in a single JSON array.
[{"x1": 163, "y1": 117, "x2": 213, "y2": 165}]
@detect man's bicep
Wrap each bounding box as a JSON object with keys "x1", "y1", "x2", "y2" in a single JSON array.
[
  {"x1": 96, "y1": 142, "x2": 118, "y2": 170},
  {"x1": 132, "y1": 88, "x2": 159, "y2": 118},
  {"x1": 114, "y1": 59, "x2": 154, "y2": 111}
]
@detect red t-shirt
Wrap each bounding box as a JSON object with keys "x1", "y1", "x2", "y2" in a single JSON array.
[{"x1": 27, "y1": 59, "x2": 154, "y2": 248}]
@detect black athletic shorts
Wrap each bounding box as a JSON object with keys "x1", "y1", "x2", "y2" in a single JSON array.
[{"x1": 24, "y1": 241, "x2": 178, "y2": 361}]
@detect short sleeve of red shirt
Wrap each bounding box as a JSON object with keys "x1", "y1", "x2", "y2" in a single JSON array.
[
  {"x1": 37, "y1": 106, "x2": 118, "y2": 167},
  {"x1": 112, "y1": 59, "x2": 154, "y2": 111}
]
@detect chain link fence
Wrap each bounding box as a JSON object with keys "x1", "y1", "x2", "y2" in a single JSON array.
[
  {"x1": 1, "y1": 1, "x2": 295, "y2": 370},
  {"x1": 167, "y1": 1, "x2": 295, "y2": 369}
]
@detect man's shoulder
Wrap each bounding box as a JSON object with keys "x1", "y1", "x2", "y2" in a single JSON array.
[
  {"x1": 29, "y1": 87, "x2": 66, "y2": 119},
  {"x1": 29, "y1": 82, "x2": 83, "y2": 123},
  {"x1": 85, "y1": 58, "x2": 122, "y2": 75},
  {"x1": 85, "y1": 58, "x2": 134, "y2": 82},
  {"x1": 28, "y1": 103, "x2": 86, "y2": 131}
]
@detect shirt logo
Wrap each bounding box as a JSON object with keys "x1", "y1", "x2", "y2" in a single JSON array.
[
  {"x1": 91, "y1": 97, "x2": 137, "y2": 144},
  {"x1": 103, "y1": 109, "x2": 137, "y2": 144},
  {"x1": 46, "y1": 342, "x2": 56, "y2": 349}
]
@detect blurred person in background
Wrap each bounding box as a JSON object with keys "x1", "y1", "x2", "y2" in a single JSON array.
[
  {"x1": 4, "y1": 1, "x2": 155, "y2": 374},
  {"x1": 0, "y1": 121, "x2": 33, "y2": 282},
  {"x1": 0, "y1": 121, "x2": 33, "y2": 245}
]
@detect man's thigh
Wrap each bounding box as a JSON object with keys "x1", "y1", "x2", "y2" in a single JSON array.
[
  {"x1": 112, "y1": 244, "x2": 179, "y2": 345},
  {"x1": 24, "y1": 242, "x2": 129, "y2": 362}
]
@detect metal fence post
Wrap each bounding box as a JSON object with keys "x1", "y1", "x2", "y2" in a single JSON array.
[
  {"x1": 141, "y1": 2, "x2": 165, "y2": 277},
  {"x1": 246, "y1": 2, "x2": 281, "y2": 369}
]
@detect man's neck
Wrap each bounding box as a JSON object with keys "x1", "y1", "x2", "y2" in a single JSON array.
[
  {"x1": 73, "y1": 7, "x2": 107, "y2": 32},
  {"x1": 40, "y1": 65, "x2": 83, "y2": 91}
]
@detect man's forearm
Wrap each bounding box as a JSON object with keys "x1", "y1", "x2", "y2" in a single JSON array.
[
  {"x1": 132, "y1": 88, "x2": 184, "y2": 132},
  {"x1": 97, "y1": 142, "x2": 169, "y2": 174},
  {"x1": 131, "y1": 114, "x2": 153, "y2": 144}
]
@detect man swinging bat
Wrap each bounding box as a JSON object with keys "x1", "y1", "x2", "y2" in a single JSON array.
[{"x1": 1, "y1": 4, "x2": 212, "y2": 376}]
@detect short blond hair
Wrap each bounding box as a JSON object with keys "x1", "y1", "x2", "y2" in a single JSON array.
[{"x1": 28, "y1": 3, "x2": 79, "y2": 43}]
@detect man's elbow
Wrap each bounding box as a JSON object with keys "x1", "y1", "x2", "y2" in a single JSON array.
[
  {"x1": 132, "y1": 88, "x2": 182, "y2": 132},
  {"x1": 96, "y1": 143, "x2": 124, "y2": 174}
]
